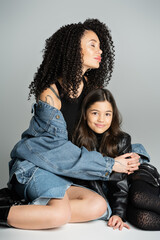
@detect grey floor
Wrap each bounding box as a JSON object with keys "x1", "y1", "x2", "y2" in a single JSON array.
[{"x1": 0, "y1": 220, "x2": 159, "y2": 240}]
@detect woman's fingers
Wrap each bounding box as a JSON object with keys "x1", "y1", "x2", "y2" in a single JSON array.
[
  {"x1": 126, "y1": 162, "x2": 139, "y2": 169},
  {"x1": 126, "y1": 153, "x2": 140, "y2": 172},
  {"x1": 114, "y1": 152, "x2": 140, "y2": 173},
  {"x1": 128, "y1": 156, "x2": 140, "y2": 164},
  {"x1": 127, "y1": 156, "x2": 140, "y2": 171}
]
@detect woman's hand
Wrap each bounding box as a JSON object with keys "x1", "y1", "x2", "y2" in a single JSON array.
[
  {"x1": 107, "y1": 215, "x2": 130, "y2": 230},
  {"x1": 113, "y1": 153, "x2": 140, "y2": 174}
]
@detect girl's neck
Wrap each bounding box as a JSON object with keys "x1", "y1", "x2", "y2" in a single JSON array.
[{"x1": 94, "y1": 132, "x2": 104, "y2": 147}]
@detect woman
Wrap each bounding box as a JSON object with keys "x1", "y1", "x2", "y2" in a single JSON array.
[
  {"x1": 73, "y1": 88, "x2": 160, "y2": 231},
  {"x1": 0, "y1": 19, "x2": 140, "y2": 230}
]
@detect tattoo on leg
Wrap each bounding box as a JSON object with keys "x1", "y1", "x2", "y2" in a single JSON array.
[{"x1": 45, "y1": 95, "x2": 54, "y2": 106}]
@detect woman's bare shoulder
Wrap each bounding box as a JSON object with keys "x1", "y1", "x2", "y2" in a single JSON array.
[{"x1": 39, "y1": 84, "x2": 61, "y2": 110}]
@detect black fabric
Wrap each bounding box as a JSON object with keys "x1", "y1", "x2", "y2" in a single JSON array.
[
  {"x1": 127, "y1": 180, "x2": 160, "y2": 230},
  {"x1": 0, "y1": 206, "x2": 11, "y2": 227},
  {"x1": 0, "y1": 187, "x2": 20, "y2": 227},
  {"x1": 128, "y1": 162, "x2": 160, "y2": 187},
  {"x1": 106, "y1": 173, "x2": 128, "y2": 221},
  {"x1": 55, "y1": 78, "x2": 86, "y2": 140},
  {"x1": 86, "y1": 132, "x2": 131, "y2": 221},
  {"x1": 127, "y1": 205, "x2": 160, "y2": 231},
  {"x1": 0, "y1": 187, "x2": 27, "y2": 206},
  {"x1": 105, "y1": 132, "x2": 131, "y2": 221},
  {"x1": 94, "y1": 132, "x2": 103, "y2": 149}
]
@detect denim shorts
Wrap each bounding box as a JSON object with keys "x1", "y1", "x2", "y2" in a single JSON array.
[{"x1": 12, "y1": 165, "x2": 112, "y2": 221}]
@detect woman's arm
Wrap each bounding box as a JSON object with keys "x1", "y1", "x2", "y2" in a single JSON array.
[
  {"x1": 113, "y1": 153, "x2": 140, "y2": 173},
  {"x1": 131, "y1": 143, "x2": 150, "y2": 163},
  {"x1": 11, "y1": 97, "x2": 140, "y2": 182},
  {"x1": 39, "y1": 88, "x2": 140, "y2": 176}
]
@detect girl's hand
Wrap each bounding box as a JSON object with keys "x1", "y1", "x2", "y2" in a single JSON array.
[
  {"x1": 113, "y1": 153, "x2": 140, "y2": 173},
  {"x1": 107, "y1": 215, "x2": 130, "y2": 230}
]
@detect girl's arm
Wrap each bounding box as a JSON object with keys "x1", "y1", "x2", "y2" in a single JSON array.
[
  {"x1": 104, "y1": 133, "x2": 131, "y2": 220},
  {"x1": 104, "y1": 172, "x2": 128, "y2": 221}
]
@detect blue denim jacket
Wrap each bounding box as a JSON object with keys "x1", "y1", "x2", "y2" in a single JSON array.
[{"x1": 9, "y1": 101, "x2": 150, "y2": 184}]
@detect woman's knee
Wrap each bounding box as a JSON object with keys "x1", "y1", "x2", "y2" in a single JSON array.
[
  {"x1": 46, "y1": 205, "x2": 71, "y2": 228},
  {"x1": 88, "y1": 195, "x2": 108, "y2": 219}
]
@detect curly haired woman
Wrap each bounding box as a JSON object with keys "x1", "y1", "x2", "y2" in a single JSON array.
[{"x1": 0, "y1": 19, "x2": 140, "y2": 230}]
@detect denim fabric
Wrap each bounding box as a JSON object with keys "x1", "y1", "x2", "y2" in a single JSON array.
[
  {"x1": 9, "y1": 100, "x2": 115, "y2": 183},
  {"x1": 11, "y1": 162, "x2": 112, "y2": 222},
  {"x1": 12, "y1": 165, "x2": 73, "y2": 202},
  {"x1": 132, "y1": 143, "x2": 150, "y2": 163},
  {"x1": 8, "y1": 100, "x2": 150, "y2": 204},
  {"x1": 12, "y1": 165, "x2": 112, "y2": 220}
]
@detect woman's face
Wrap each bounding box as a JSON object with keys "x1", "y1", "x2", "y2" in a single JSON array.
[
  {"x1": 86, "y1": 100, "x2": 113, "y2": 134},
  {"x1": 81, "y1": 30, "x2": 102, "y2": 74}
]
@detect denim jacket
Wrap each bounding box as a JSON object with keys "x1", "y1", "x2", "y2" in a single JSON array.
[{"x1": 9, "y1": 101, "x2": 150, "y2": 183}]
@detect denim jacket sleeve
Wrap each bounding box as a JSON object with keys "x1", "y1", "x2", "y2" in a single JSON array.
[
  {"x1": 131, "y1": 143, "x2": 150, "y2": 163},
  {"x1": 10, "y1": 101, "x2": 114, "y2": 181}
]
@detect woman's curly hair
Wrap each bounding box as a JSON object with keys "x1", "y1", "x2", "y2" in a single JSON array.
[{"x1": 28, "y1": 18, "x2": 115, "y2": 101}]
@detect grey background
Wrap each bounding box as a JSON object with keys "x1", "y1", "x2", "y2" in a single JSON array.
[
  {"x1": 0, "y1": 0, "x2": 160, "y2": 239},
  {"x1": 0, "y1": 0, "x2": 160, "y2": 190}
]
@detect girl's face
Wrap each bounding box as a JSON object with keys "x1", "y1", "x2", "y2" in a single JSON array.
[
  {"x1": 86, "y1": 100, "x2": 113, "y2": 134},
  {"x1": 81, "y1": 30, "x2": 102, "y2": 74}
]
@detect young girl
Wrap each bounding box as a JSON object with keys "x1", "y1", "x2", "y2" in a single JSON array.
[{"x1": 72, "y1": 88, "x2": 159, "y2": 230}]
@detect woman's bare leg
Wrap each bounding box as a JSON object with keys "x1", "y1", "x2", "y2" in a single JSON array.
[
  {"x1": 6, "y1": 186, "x2": 107, "y2": 229},
  {"x1": 7, "y1": 193, "x2": 71, "y2": 230},
  {"x1": 67, "y1": 186, "x2": 107, "y2": 222}
]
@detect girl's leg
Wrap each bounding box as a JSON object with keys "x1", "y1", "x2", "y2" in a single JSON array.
[
  {"x1": 7, "y1": 193, "x2": 71, "y2": 230},
  {"x1": 129, "y1": 180, "x2": 160, "y2": 214},
  {"x1": 66, "y1": 186, "x2": 107, "y2": 222},
  {"x1": 127, "y1": 180, "x2": 160, "y2": 230},
  {"x1": 127, "y1": 205, "x2": 160, "y2": 230}
]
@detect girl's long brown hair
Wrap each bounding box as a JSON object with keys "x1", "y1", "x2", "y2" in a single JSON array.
[{"x1": 72, "y1": 88, "x2": 124, "y2": 157}]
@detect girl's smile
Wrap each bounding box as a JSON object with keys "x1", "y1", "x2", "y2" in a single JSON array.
[{"x1": 86, "y1": 100, "x2": 113, "y2": 134}]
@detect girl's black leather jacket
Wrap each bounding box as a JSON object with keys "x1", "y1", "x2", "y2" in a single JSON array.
[
  {"x1": 89, "y1": 133, "x2": 160, "y2": 221},
  {"x1": 73, "y1": 132, "x2": 131, "y2": 221},
  {"x1": 88, "y1": 132, "x2": 132, "y2": 221}
]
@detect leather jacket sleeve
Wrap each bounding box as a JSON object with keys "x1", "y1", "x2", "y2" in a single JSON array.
[
  {"x1": 85, "y1": 132, "x2": 131, "y2": 221},
  {"x1": 128, "y1": 162, "x2": 160, "y2": 187},
  {"x1": 105, "y1": 132, "x2": 131, "y2": 221}
]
